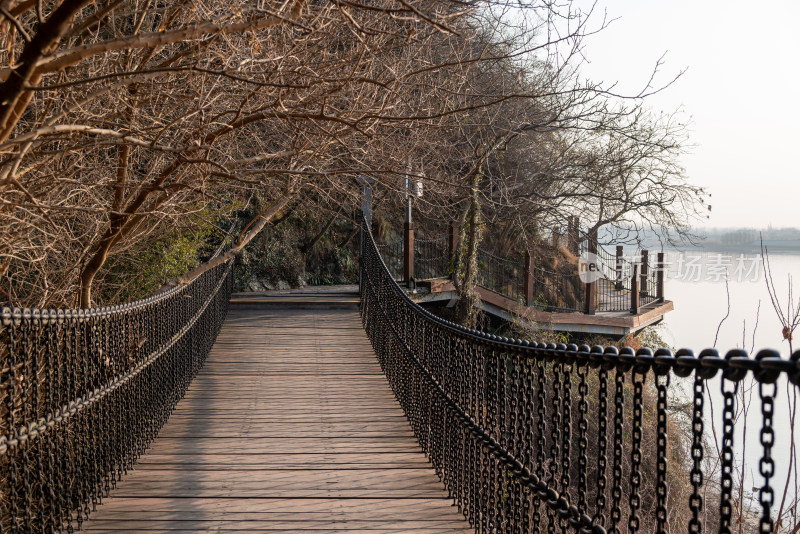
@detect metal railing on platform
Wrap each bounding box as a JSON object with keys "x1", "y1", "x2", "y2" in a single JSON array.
[
  {"x1": 360, "y1": 215, "x2": 797, "y2": 534},
  {"x1": 532, "y1": 266, "x2": 583, "y2": 312},
  {"x1": 379, "y1": 220, "x2": 666, "y2": 315},
  {"x1": 415, "y1": 236, "x2": 449, "y2": 281},
  {"x1": 376, "y1": 240, "x2": 403, "y2": 280},
  {"x1": 477, "y1": 249, "x2": 524, "y2": 303}
]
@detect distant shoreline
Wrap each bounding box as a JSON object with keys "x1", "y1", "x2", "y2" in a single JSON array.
[{"x1": 669, "y1": 243, "x2": 800, "y2": 255}]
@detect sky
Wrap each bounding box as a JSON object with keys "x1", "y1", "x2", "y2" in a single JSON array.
[{"x1": 567, "y1": 0, "x2": 800, "y2": 229}]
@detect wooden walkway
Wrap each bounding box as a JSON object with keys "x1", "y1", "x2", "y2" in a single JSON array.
[{"x1": 82, "y1": 298, "x2": 471, "y2": 533}]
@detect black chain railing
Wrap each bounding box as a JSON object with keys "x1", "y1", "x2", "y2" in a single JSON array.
[
  {"x1": 1, "y1": 256, "x2": 234, "y2": 532},
  {"x1": 360, "y1": 216, "x2": 800, "y2": 534}
]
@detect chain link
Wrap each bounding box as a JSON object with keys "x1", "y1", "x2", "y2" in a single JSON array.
[
  {"x1": 576, "y1": 363, "x2": 588, "y2": 513},
  {"x1": 689, "y1": 375, "x2": 705, "y2": 534},
  {"x1": 655, "y1": 373, "x2": 669, "y2": 534},
  {"x1": 628, "y1": 371, "x2": 644, "y2": 533},
  {"x1": 759, "y1": 381, "x2": 776, "y2": 534},
  {"x1": 610, "y1": 371, "x2": 624, "y2": 534},
  {"x1": 594, "y1": 367, "x2": 608, "y2": 528},
  {"x1": 719, "y1": 376, "x2": 738, "y2": 534}
]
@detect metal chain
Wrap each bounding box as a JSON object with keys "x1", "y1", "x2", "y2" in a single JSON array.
[
  {"x1": 548, "y1": 359, "x2": 562, "y2": 534},
  {"x1": 576, "y1": 364, "x2": 588, "y2": 512},
  {"x1": 7, "y1": 320, "x2": 21, "y2": 531},
  {"x1": 0, "y1": 258, "x2": 233, "y2": 533},
  {"x1": 559, "y1": 359, "x2": 572, "y2": 533},
  {"x1": 610, "y1": 371, "x2": 624, "y2": 533},
  {"x1": 628, "y1": 372, "x2": 644, "y2": 533},
  {"x1": 594, "y1": 368, "x2": 608, "y2": 528},
  {"x1": 655, "y1": 373, "x2": 670, "y2": 534},
  {"x1": 719, "y1": 377, "x2": 738, "y2": 534},
  {"x1": 759, "y1": 381, "x2": 776, "y2": 534},
  {"x1": 534, "y1": 355, "x2": 546, "y2": 534},
  {"x1": 689, "y1": 375, "x2": 705, "y2": 534}
]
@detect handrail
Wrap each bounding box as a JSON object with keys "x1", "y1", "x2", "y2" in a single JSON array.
[
  {"x1": 359, "y1": 214, "x2": 799, "y2": 534},
  {"x1": 1, "y1": 239, "x2": 235, "y2": 532}
]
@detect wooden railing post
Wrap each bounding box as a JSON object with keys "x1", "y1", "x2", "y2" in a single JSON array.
[
  {"x1": 584, "y1": 276, "x2": 596, "y2": 315},
  {"x1": 524, "y1": 251, "x2": 534, "y2": 305},
  {"x1": 583, "y1": 228, "x2": 598, "y2": 315},
  {"x1": 615, "y1": 245, "x2": 624, "y2": 290},
  {"x1": 404, "y1": 221, "x2": 414, "y2": 283},
  {"x1": 657, "y1": 252, "x2": 665, "y2": 300},
  {"x1": 568, "y1": 216, "x2": 580, "y2": 255},
  {"x1": 640, "y1": 250, "x2": 649, "y2": 296},
  {"x1": 631, "y1": 264, "x2": 640, "y2": 314}
]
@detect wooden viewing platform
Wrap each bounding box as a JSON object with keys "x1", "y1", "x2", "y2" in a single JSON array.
[
  {"x1": 411, "y1": 279, "x2": 674, "y2": 338},
  {"x1": 82, "y1": 291, "x2": 471, "y2": 533}
]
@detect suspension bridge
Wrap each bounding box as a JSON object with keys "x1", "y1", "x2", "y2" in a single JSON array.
[{"x1": 1, "y1": 217, "x2": 797, "y2": 533}]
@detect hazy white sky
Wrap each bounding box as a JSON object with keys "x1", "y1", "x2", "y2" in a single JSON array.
[{"x1": 570, "y1": 0, "x2": 800, "y2": 229}]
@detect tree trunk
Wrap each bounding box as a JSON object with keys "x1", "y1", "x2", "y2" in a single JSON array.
[
  {"x1": 301, "y1": 205, "x2": 343, "y2": 253},
  {"x1": 160, "y1": 188, "x2": 298, "y2": 291},
  {"x1": 454, "y1": 175, "x2": 483, "y2": 327}
]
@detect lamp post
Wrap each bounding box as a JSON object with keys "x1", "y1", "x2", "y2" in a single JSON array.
[{"x1": 403, "y1": 172, "x2": 423, "y2": 286}]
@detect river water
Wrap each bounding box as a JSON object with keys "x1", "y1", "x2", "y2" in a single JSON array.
[{"x1": 657, "y1": 249, "x2": 800, "y2": 520}]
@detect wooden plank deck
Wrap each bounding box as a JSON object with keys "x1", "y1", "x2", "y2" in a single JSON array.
[{"x1": 82, "y1": 301, "x2": 472, "y2": 533}]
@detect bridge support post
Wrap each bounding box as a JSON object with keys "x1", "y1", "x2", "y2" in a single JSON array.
[
  {"x1": 640, "y1": 250, "x2": 649, "y2": 296},
  {"x1": 657, "y1": 252, "x2": 665, "y2": 300},
  {"x1": 524, "y1": 251, "x2": 534, "y2": 305},
  {"x1": 404, "y1": 221, "x2": 414, "y2": 284},
  {"x1": 631, "y1": 264, "x2": 640, "y2": 314},
  {"x1": 615, "y1": 245, "x2": 624, "y2": 290}
]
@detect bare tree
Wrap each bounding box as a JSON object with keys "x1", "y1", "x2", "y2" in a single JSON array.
[{"x1": 1, "y1": 0, "x2": 707, "y2": 311}]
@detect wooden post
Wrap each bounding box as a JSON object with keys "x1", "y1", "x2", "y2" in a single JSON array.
[
  {"x1": 615, "y1": 245, "x2": 624, "y2": 290},
  {"x1": 588, "y1": 228, "x2": 598, "y2": 255},
  {"x1": 584, "y1": 276, "x2": 596, "y2": 315},
  {"x1": 631, "y1": 264, "x2": 640, "y2": 314},
  {"x1": 404, "y1": 221, "x2": 414, "y2": 283},
  {"x1": 524, "y1": 251, "x2": 534, "y2": 306},
  {"x1": 584, "y1": 227, "x2": 598, "y2": 315},
  {"x1": 657, "y1": 252, "x2": 665, "y2": 300},
  {"x1": 568, "y1": 216, "x2": 580, "y2": 255},
  {"x1": 640, "y1": 250, "x2": 649, "y2": 296}
]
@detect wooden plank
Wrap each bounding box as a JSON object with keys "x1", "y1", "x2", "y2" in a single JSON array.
[
  {"x1": 84, "y1": 520, "x2": 470, "y2": 532},
  {"x1": 82, "y1": 304, "x2": 470, "y2": 533}
]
